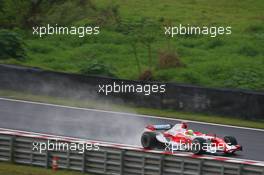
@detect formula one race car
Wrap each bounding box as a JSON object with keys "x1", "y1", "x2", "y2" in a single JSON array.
[{"x1": 141, "y1": 123, "x2": 242, "y2": 155}]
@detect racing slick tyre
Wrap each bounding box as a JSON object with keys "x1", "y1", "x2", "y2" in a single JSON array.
[
  {"x1": 191, "y1": 137, "x2": 206, "y2": 155},
  {"x1": 224, "y1": 136, "x2": 238, "y2": 145},
  {"x1": 141, "y1": 132, "x2": 158, "y2": 149}
]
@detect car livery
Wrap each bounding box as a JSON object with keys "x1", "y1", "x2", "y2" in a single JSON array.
[{"x1": 141, "y1": 123, "x2": 242, "y2": 155}]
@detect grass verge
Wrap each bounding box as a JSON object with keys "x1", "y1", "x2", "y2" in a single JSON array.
[
  {"x1": 0, "y1": 89, "x2": 263, "y2": 129},
  {"x1": 0, "y1": 162, "x2": 89, "y2": 175}
]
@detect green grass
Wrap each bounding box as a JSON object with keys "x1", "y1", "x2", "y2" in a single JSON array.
[
  {"x1": 0, "y1": 162, "x2": 90, "y2": 175},
  {"x1": 0, "y1": 90, "x2": 263, "y2": 129},
  {"x1": 0, "y1": 0, "x2": 264, "y2": 90}
]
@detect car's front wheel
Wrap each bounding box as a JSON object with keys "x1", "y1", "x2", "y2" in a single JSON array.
[
  {"x1": 191, "y1": 137, "x2": 206, "y2": 155},
  {"x1": 224, "y1": 136, "x2": 238, "y2": 145}
]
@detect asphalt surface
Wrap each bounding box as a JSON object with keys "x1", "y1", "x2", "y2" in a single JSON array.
[{"x1": 0, "y1": 98, "x2": 263, "y2": 161}]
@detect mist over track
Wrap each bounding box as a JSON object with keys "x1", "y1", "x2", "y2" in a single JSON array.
[{"x1": 0, "y1": 97, "x2": 263, "y2": 161}]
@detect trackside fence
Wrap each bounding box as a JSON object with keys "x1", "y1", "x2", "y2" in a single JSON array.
[{"x1": 0, "y1": 131, "x2": 264, "y2": 175}]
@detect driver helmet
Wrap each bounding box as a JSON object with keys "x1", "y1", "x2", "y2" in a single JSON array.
[
  {"x1": 186, "y1": 129, "x2": 194, "y2": 136},
  {"x1": 181, "y1": 122, "x2": 188, "y2": 129}
]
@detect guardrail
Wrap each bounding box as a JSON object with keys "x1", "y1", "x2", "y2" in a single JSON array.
[{"x1": 0, "y1": 128, "x2": 263, "y2": 175}]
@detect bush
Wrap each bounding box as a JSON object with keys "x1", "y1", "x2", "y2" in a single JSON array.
[
  {"x1": 158, "y1": 50, "x2": 184, "y2": 69},
  {"x1": 0, "y1": 30, "x2": 26, "y2": 60},
  {"x1": 181, "y1": 71, "x2": 201, "y2": 84},
  {"x1": 154, "y1": 70, "x2": 174, "y2": 81},
  {"x1": 207, "y1": 39, "x2": 224, "y2": 49},
  {"x1": 80, "y1": 60, "x2": 116, "y2": 77},
  {"x1": 96, "y1": 4, "x2": 121, "y2": 28},
  {"x1": 139, "y1": 69, "x2": 153, "y2": 81},
  {"x1": 246, "y1": 24, "x2": 264, "y2": 34},
  {"x1": 238, "y1": 45, "x2": 259, "y2": 57},
  {"x1": 223, "y1": 68, "x2": 264, "y2": 90},
  {"x1": 29, "y1": 43, "x2": 54, "y2": 54}
]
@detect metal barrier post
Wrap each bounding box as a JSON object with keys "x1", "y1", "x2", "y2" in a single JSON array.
[
  {"x1": 120, "y1": 150, "x2": 125, "y2": 175},
  {"x1": 82, "y1": 148, "x2": 86, "y2": 173},
  {"x1": 66, "y1": 148, "x2": 70, "y2": 169},
  {"x1": 221, "y1": 164, "x2": 224, "y2": 175},
  {"x1": 142, "y1": 156, "x2": 145, "y2": 175},
  {"x1": 180, "y1": 159, "x2": 185, "y2": 174},
  {"x1": 159, "y1": 155, "x2": 164, "y2": 175},
  {"x1": 9, "y1": 135, "x2": 15, "y2": 163},
  {"x1": 198, "y1": 159, "x2": 204, "y2": 175},
  {"x1": 104, "y1": 150, "x2": 107, "y2": 173},
  {"x1": 45, "y1": 149, "x2": 49, "y2": 168}
]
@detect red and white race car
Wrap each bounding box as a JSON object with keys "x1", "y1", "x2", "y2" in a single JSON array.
[{"x1": 141, "y1": 123, "x2": 242, "y2": 155}]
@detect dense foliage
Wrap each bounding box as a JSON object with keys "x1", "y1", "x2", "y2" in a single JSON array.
[
  {"x1": 0, "y1": 0, "x2": 263, "y2": 90},
  {"x1": 0, "y1": 30, "x2": 25, "y2": 60}
]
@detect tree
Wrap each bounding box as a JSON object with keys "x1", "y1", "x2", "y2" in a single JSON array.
[
  {"x1": 23, "y1": 0, "x2": 43, "y2": 28},
  {"x1": 130, "y1": 36, "x2": 142, "y2": 74},
  {"x1": 138, "y1": 18, "x2": 157, "y2": 70},
  {"x1": 140, "y1": 34, "x2": 155, "y2": 70},
  {"x1": 0, "y1": 1, "x2": 3, "y2": 12},
  {"x1": 118, "y1": 21, "x2": 143, "y2": 75},
  {"x1": 0, "y1": 0, "x2": 44, "y2": 29}
]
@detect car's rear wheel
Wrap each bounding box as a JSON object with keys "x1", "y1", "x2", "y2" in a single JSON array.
[
  {"x1": 224, "y1": 136, "x2": 237, "y2": 145},
  {"x1": 141, "y1": 132, "x2": 158, "y2": 149},
  {"x1": 191, "y1": 137, "x2": 206, "y2": 155}
]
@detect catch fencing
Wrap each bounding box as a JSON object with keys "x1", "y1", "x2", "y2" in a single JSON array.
[{"x1": 0, "y1": 128, "x2": 264, "y2": 175}]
